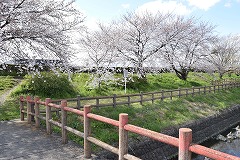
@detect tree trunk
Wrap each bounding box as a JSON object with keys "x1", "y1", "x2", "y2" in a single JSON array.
[
  {"x1": 137, "y1": 62, "x2": 146, "y2": 79},
  {"x1": 173, "y1": 67, "x2": 188, "y2": 81},
  {"x1": 219, "y1": 72, "x2": 224, "y2": 79}
]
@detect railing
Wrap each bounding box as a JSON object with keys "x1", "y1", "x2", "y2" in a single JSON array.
[
  {"x1": 20, "y1": 96, "x2": 240, "y2": 160},
  {"x1": 50, "y1": 79, "x2": 240, "y2": 109}
]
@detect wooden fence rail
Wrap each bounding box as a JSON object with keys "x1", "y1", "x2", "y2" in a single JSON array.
[
  {"x1": 50, "y1": 79, "x2": 240, "y2": 109},
  {"x1": 19, "y1": 97, "x2": 240, "y2": 160}
]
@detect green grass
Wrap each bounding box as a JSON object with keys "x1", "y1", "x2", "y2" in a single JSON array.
[
  {"x1": 71, "y1": 72, "x2": 230, "y2": 97},
  {"x1": 45, "y1": 88, "x2": 240, "y2": 151},
  {"x1": 12, "y1": 72, "x2": 239, "y2": 98},
  {"x1": 0, "y1": 76, "x2": 18, "y2": 95},
  {"x1": 0, "y1": 97, "x2": 20, "y2": 121},
  {"x1": 85, "y1": 88, "x2": 240, "y2": 148},
  {"x1": 1, "y1": 72, "x2": 240, "y2": 151}
]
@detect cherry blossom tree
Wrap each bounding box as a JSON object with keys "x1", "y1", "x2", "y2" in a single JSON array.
[
  {"x1": 0, "y1": 0, "x2": 84, "y2": 64},
  {"x1": 110, "y1": 12, "x2": 171, "y2": 78},
  {"x1": 205, "y1": 34, "x2": 240, "y2": 79},
  {"x1": 160, "y1": 16, "x2": 216, "y2": 80},
  {"x1": 80, "y1": 25, "x2": 116, "y2": 88}
]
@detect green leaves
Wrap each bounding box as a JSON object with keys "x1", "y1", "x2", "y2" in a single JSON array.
[{"x1": 17, "y1": 72, "x2": 77, "y2": 99}]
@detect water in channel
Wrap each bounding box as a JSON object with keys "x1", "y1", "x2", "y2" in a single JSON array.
[{"x1": 193, "y1": 125, "x2": 240, "y2": 160}]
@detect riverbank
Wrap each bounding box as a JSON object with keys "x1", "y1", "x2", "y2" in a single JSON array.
[{"x1": 98, "y1": 104, "x2": 240, "y2": 159}]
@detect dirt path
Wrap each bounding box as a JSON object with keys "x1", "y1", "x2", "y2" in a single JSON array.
[{"x1": 0, "y1": 79, "x2": 21, "y2": 105}]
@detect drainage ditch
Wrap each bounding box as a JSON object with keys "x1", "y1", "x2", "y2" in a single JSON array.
[{"x1": 97, "y1": 105, "x2": 240, "y2": 159}]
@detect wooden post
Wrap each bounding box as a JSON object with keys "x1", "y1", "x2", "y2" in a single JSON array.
[
  {"x1": 96, "y1": 98, "x2": 99, "y2": 109},
  {"x1": 45, "y1": 98, "x2": 52, "y2": 135},
  {"x1": 26, "y1": 96, "x2": 32, "y2": 124},
  {"x1": 119, "y1": 113, "x2": 128, "y2": 160},
  {"x1": 151, "y1": 93, "x2": 154, "y2": 104},
  {"x1": 178, "y1": 88, "x2": 181, "y2": 98},
  {"x1": 61, "y1": 100, "x2": 68, "y2": 144},
  {"x1": 161, "y1": 90, "x2": 164, "y2": 101},
  {"x1": 179, "y1": 128, "x2": 192, "y2": 160},
  {"x1": 213, "y1": 85, "x2": 216, "y2": 93},
  {"x1": 30, "y1": 97, "x2": 35, "y2": 122},
  {"x1": 204, "y1": 86, "x2": 206, "y2": 94},
  {"x1": 113, "y1": 94, "x2": 117, "y2": 108},
  {"x1": 192, "y1": 86, "x2": 194, "y2": 96},
  {"x1": 127, "y1": 96, "x2": 130, "y2": 107},
  {"x1": 84, "y1": 105, "x2": 91, "y2": 159},
  {"x1": 170, "y1": 91, "x2": 173, "y2": 100},
  {"x1": 34, "y1": 97, "x2": 40, "y2": 128},
  {"x1": 19, "y1": 96, "x2": 24, "y2": 121},
  {"x1": 140, "y1": 91, "x2": 143, "y2": 105},
  {"x1": 77, "y1": 95, "x2": 81, "y2": 109}
]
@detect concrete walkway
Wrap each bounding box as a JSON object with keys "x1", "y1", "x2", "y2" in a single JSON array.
[{"x1": 0, "y1": 119, "x2": 89, "y2": 160}]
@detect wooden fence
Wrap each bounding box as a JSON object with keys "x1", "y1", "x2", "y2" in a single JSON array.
[
  {"x1": 19, "y1": 97, "x2": 240, "y2": 160},
  {"x1": 51, "y1": 79, "x2": 240, "y2": 109}
]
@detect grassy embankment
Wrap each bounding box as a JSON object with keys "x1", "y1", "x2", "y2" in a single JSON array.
[
  {"x1": 1, "y1": 72, "x2": 240, "y2": 149},
  {"x1": 0, "y1": 76, "x2": 17, "y2": 95},
  {"x1": 0, "y1": 76, "x2": 19, "y2": 120}
]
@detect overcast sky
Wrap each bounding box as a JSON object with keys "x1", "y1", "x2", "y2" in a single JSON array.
[{"x1": 75, "y1": 0, "x2": 240, "y2": 35}]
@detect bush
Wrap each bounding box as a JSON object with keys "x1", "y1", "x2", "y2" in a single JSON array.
[
  {"x1": 15, "y1": 72, "x2": 77, "y2": 99},
  {"x1": 127, "y1": 75, "x2": 149, "y2": 91}
]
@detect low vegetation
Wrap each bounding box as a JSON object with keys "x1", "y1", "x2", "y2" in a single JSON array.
[
  {"x1": 0, "y1": 76, "x2": 18, "y2": 95},
  {"x1": 13, "y1": 72, "x2": 77, "y2": 99},
  {"x1": 71, "y1": 72, "x2": 231, "y2": 97},
  {"x1": 1, "y1": 72, "x2": 240, "y2": 150}
]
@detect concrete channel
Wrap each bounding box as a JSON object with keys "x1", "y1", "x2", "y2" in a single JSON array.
[{"x1": 97, "y1": 105, "x2": 240, "y2": 159}]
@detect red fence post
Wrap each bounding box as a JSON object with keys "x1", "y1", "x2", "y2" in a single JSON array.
[
  {"x1": 84, "y1": 105, "x2": 91, "y2": 159},
  {"x1": 61, "y1": 100, "x2": 68, "y2": 144},
  {"x1": 119, "y1": 113, "x2": 128, "y2": 160},
  {"x1": 26, "y1": 96, "x2": 32, "y2": 124},
  {"x1": 34, "y1": 97, "x2": 40, "y2": 128},
  {"x1": 179, "y1": 128, "x2": 192, "y2": 160},
  {"x1": 19, "y1": 96, "x2": 24, "y2": 121},
  {"x1": 45, "y1": 98, "x2": 52, "y2": 135}
]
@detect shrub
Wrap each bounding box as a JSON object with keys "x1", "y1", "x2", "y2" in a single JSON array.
[
  {"x1": 15, "y1": 72, "x2": 77, "y2": 99},
  {"x1": 127, "y1": 75, "x2": 149, "y2": 91}
]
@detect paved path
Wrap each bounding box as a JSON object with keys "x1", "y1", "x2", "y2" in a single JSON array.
[{"x1": 0, "y1": 119, "x2": 90, "y2": 160}]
